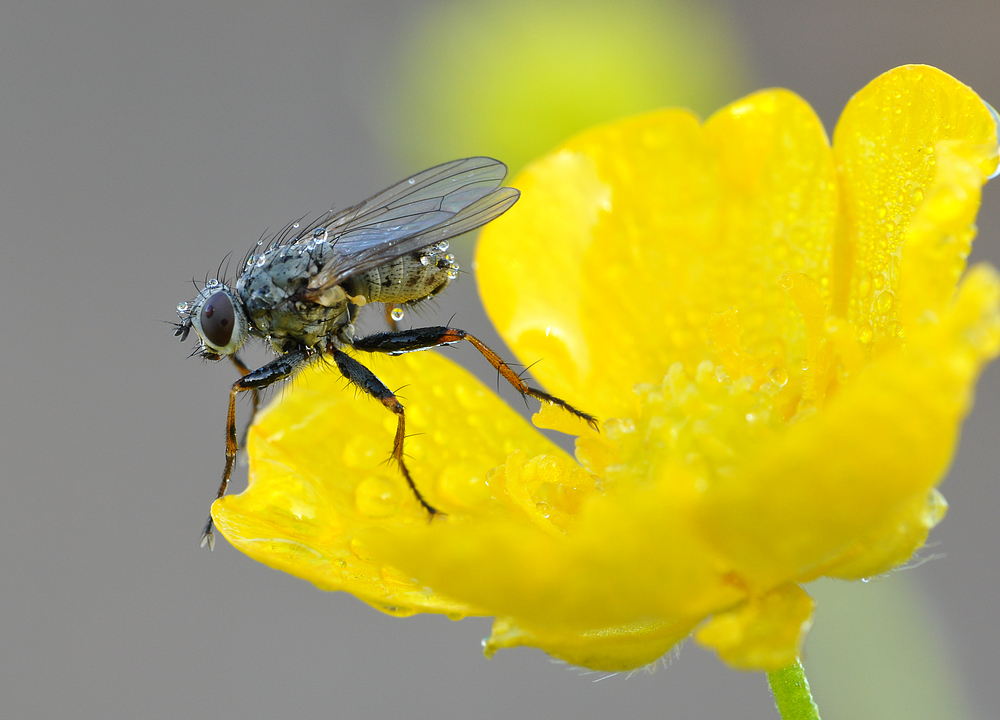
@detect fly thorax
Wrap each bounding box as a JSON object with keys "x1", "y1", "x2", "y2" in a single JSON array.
[
  {"x1": 238, "y1": 245, "x2": 348, "y2": 347},
  {"x1": 361, "y1": 244, "x2": 459, "y2": 304}
]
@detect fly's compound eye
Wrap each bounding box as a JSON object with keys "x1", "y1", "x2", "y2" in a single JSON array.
[
  {"x1": 200, "y1": 292, "x2": 235, "y2": 347},
  {"x1": 191, "y1": 285, "x2": 248, "y2": 357}
]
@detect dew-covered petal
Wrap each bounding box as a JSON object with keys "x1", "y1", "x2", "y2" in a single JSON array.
[
  {"x1": 212, "y1": 351, "x2": 579, "y2": 617},
  {"x1": 831, "y1": 64, "x2": 998, "y2": 343},
  {"x1": 698, "y1": 263, "x2": 1000, "y2": 588},
  {"x1": 369, "y1": 449, "x2": 745, "y2": 635},
  {"x1": 694, "y1": 583, "x2": 814, "y2": 670},
  {"x1": 477, "y1": 91, "x2": 837, "y2": 419},
  {"x1": 695, "y1": 72, "x2": 1000, "y2": 585},
  {"x1": 898, "y1": 139, "x2": 998, "y2": 331}
]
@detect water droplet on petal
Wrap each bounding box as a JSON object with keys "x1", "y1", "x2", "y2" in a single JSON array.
[
  {"x1": 767, "y1": 367, "x2": 788, "y2": 387},
  {"x1": 875, "y1": 291, "x2": 894, "y2": 315},
  {"x1": 349, "y1": 535, "x2": 378, "y2": 561},
  {"x1": 354, "y1": 476, "x2": 400, "y2": 518},
  {"x1": 342, "y1": 434, "x2": 379, "y2": 468},
  {"x1": 390, "y1": 308, "x2": 405, "y2": 321}
]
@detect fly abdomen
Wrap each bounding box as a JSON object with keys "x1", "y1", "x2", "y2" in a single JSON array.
[{"x1": 359, "y1": 242, "x2": 459, "y2": 305}]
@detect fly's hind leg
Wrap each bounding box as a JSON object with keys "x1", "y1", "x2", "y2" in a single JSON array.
[
  {"x1": 352, "y1": 327, "x2": 599, "y2": 429},
  {"x1": 201, "y1": 347, "x2": 312, "y2": 551},
  {"x1": 329, "y1": 348, "x2": 440, "y2": 517}
]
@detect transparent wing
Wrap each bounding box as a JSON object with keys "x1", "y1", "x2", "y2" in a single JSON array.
[{"x1": 300, "y1": 158, "x2": 518, "y2": 292}]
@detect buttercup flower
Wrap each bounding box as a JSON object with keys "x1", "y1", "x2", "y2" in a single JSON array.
[{"x1": 212, "y1": 65, "x2": 1000, "y2": 672}]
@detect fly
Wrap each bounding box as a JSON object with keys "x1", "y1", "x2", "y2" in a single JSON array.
[{"x1": 175, "y1": 157, "x2": 598, "y2": 550}]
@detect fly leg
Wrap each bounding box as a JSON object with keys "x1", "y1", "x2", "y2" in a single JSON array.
[
  {"x1": 329, "y1": 348, "x2": 440, "y2": 517},
  {"x1": 201, "y1": 347, "x2": 313, "y2": 551},
  {"x1": 229, "y1": 354, "x2": 260, "y2": 449},
  {"x1": 352, "y1": 327, "x2": 599, "y2": 429}
]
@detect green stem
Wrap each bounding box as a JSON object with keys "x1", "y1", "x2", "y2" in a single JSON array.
[{"x1": 766, "y1": 659, "x2": 821, "y2": 720}]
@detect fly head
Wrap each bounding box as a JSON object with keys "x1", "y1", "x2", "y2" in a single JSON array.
[{"x1": 176, "y1": 279, "x2": 250, "y2": 360}]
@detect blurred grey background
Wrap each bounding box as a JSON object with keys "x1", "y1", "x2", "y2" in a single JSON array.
[{"x1": 2, "y1": 1, "x2": 998, "y2": 718}]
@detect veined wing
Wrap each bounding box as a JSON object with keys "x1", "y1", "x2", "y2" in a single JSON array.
[{"x1": 303, "y1": 157, "x2": 518, "y2": 293}]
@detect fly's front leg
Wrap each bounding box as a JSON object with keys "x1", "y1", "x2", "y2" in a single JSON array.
[
  {"x1": 352, "y1": 327, "x2": 599, "y2": 429},
  {"x1": 329, "y1": 348, "x2": 440, "y2": 517},
  {"x1": 201, "y1": 347, "x2": 313, "y2": 551},
  {"x1": 229, "y1": 354, "x2": 260, "y2": 449}
]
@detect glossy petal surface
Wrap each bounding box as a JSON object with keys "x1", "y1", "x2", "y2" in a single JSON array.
[{"x1": 214, "y1": 351, "x2": 578, "y2": 618}]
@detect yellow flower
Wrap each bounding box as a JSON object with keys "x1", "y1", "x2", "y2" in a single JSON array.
[{"x1": 212, "y1": 65, "x2": 1000, "y2": 672}]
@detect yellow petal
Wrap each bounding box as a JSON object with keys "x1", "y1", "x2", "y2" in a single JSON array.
[
  {"x1": 212, "y1": 350, "x2": 582, "y2": 617},
  {"x1": 699, "y1": 263, "x2": 1000, "y2": 588},
  {"x1": 484, "y1": 615, "x2": 699, "y2": 673},
  {"x1": 477, "y1": 90, "x2": 837, "y2": 420},
  {"x1": 369, "y1": 451, "x2": 742, "y2": 633},
  {"x1": 816, "y1": 489, "x2": 948, "y2": 581},
  {"x1": 695, "y1": 583, "x2": 814, "y2": 670},
  {"x1": 831, "y1": 64, "x2": 998, "y2": 339},
  {"x1": 694, "y1": 69, "x2": 1000, "y2": 585}
]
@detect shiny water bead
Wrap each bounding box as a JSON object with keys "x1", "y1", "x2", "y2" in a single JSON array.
[{"x1": 766, "y1": 367, "x2": 789, "y2": 388}]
